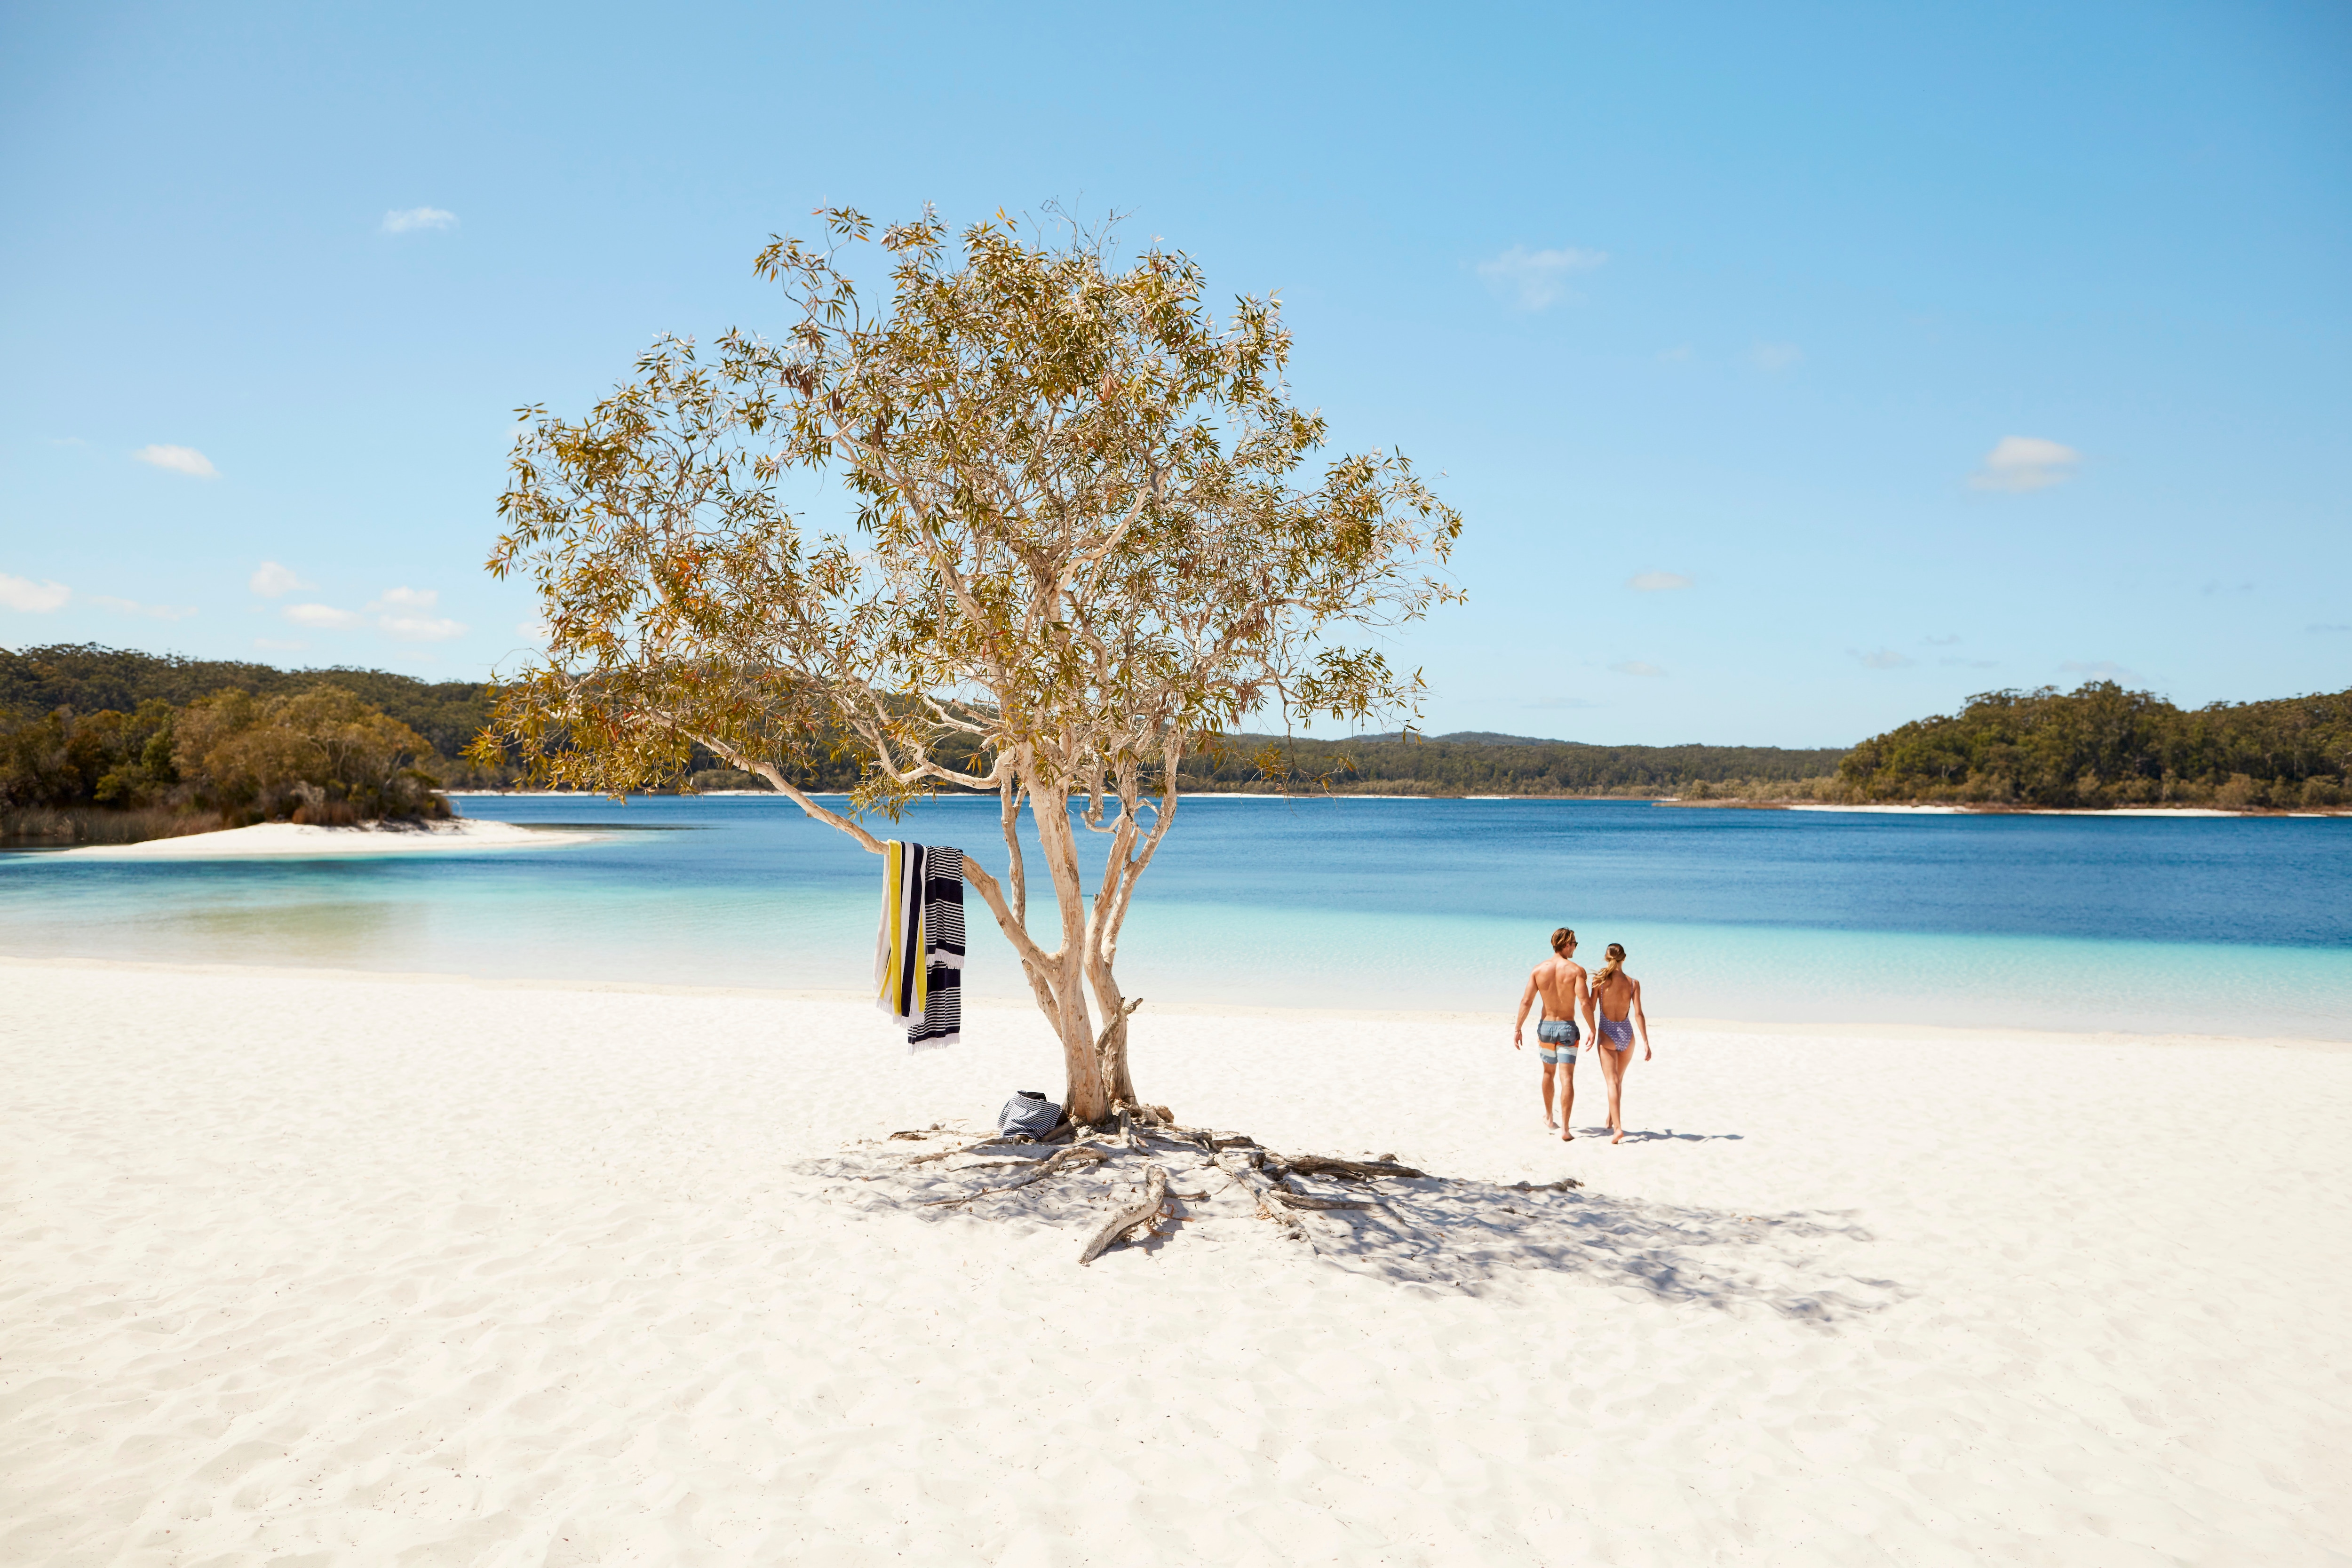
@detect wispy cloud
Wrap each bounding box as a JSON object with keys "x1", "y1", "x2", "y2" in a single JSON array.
[
  {"x1": 0, "y1": 572, "x2": 72, "y2": 612},
  {"x1": 2060, "y1": 659, "x2": 2139, "y2": 683},
  {"x1": 253, "y1": 637, "x2": 307, "y2": 652},
  {"x1": 370, "y1": 586, "x2": 466, "y2": 641},
  {"x1": 1656, "y1": 345, "x2": 1692, "y2": 364},
  {"x1": 250, "y1": 561, "x2": 311, "y2": 597},
  {"x1": 89, "y1": 595, "x2": 198, "y2": 621},
  {"x1": 1476, "y1": 244, "x2": 1607, "y2": 310},
  {"x1": 1526, "y1": 695, "x2": 1602, "y2": 709},
  {"x1": 1750, "y1": 342, "x2": 1802, "y2": 371},
  {"x1": 134, "y1": 444, "x2": 219, "y2": 478},
  {"x1": 1610, "y1": 660, "x2": 1667, "y2": 678},
  {"x1": 284, "y1": 603, "x2": 362, "y2": 629},
  {"x1": 381, "y1": 614, "x2": 467, "y2": 642},
  {"x1": 1970, "y1": 436, "x2": 2079, "y2": 493},
  {"x1": 1940, "y1": 657, "x2": 1999, "y2": 669},
  {"x1": 1626, "y1": 571, "x2": 1692, "y2": 593},
  {"x1": 1923, "y1": 633, "x2": 1961, "y2": 646},
  {"x1": 2200, "y1": 580, "x2": 2255, "y2": 597},
  {"x1": 381, "y1": 206, "x2": 457, "y2": 235},
  {"x1": 2310, "y1": 622, "x2": 2351, "y2": 634},
  {"x1": 1850, "y1": 648, "x2": 1914, "y2": 670}
]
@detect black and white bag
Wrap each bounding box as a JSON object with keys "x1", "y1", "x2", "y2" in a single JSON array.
[{"x1": 996, "y1": 1090, "x2": 1060, "y2": 1137}]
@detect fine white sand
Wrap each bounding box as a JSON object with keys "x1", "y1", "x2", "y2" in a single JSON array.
[
  {"x1": 3, "y1": 957, "x2": 2346, "y2": 1566},
  {"x1": 51, "y1": 820, "x2": 602, "y2": 860}
]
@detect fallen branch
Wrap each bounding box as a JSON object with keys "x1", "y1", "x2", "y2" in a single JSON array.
[
  {"x1": 924, "y1": 1143, "x2": 1110, "y2": 1208},
  {"x1": 1287, "y1": 1155, "x2": 1426, "y2": 1180},
  {"x1": 1077, "y1": 1163, "x2": 1169, "y2": 1265},
  {"x1": 1216, "y1": 1153, "x2": 1315, "y2": 1243}
]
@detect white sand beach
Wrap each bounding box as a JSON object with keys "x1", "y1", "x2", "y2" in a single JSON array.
[
  {"x1": 50, "y1": 820, "x2": 603, "y2": 860},
  {"x1": 3, "y1": 956, "x2": 2346, "y2": 1566}
]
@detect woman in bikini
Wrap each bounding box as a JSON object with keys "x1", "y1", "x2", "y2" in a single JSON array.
[{"x1": 1590, "y1": 942, "x2": 1652, "y2": 1144}]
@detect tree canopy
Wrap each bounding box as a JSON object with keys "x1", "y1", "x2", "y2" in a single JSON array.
[
  {"x1": 1838, "y1": 680, "x2": 2351, "y2": 808},
  {"x1": 479, "y1": 207, "x2": 1464, "y2": 1121}
]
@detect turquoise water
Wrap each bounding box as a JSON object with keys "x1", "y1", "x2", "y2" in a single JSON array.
[{"x1": 3, "y1": 795, "x2": 2348, "y2": 1038}]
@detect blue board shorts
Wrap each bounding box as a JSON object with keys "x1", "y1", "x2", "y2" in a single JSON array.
[{"x1": 1536, "y1": 1019, "x2": 1580, "y2": 1064}]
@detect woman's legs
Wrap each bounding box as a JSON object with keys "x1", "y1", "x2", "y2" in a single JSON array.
[{"x1": 1606, "y1": 1043, "x2": 1634, "y2": 1143}]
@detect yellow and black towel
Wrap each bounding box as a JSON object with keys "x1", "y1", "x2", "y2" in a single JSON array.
[{"x1": 874, "y1": 841, "x2": 964, "y2": 1051}]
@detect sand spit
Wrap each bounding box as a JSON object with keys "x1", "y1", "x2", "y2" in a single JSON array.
[
  {"x1": 2, "y1": 959, "x2": 2345, "y2": 1565},
  {"x1": 36, "y1": 819, "x2": 604, "y2": 860}
]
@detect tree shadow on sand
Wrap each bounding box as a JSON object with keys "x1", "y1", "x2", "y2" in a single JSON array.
[{"x1": 802, "y1": 1126, "x2": 1903, "y2": 1324}]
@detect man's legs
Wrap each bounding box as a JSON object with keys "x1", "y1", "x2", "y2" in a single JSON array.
[
  {"x1": 1539, "y1": 1059, "x2": 1559, "y2": 1127},
  {"x1": 1557, "y1": 1051, "x2": 1577, "y2": 1140}
]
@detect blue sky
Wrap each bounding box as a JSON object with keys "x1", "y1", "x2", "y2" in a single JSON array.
[{"x1": 2, "y1": 1, "x2": 2345, "y2": 747}]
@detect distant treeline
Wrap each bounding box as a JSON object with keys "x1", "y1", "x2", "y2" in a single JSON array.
[
  {"x1": 1838, "y1": 681, "x2": 2350, "y2": 810},
  {"x1": 1, "y1": 683, "x2": 451, "y2": 845},
  {"x1": 1170, "y1": 732, "x2": 1847, "y2": 796},
  {"x1": 9, "y1": 647, "x2": 2344, "y2": 817}
]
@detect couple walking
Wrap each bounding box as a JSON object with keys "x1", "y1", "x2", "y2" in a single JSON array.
[{"x1": 1511, "y1": 928, "x2": 1650, "y2": 1144}]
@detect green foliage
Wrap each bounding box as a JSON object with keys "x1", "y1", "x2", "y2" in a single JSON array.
[
  {"x1": 0, "y1": 643, "x2": 508, "y2": 778},
  {"x1": 1838, "y1": 681, "x2": 2352, "y2": 807},
  {"x1": 1180, "y1": 732, "x2": 1846, "y2": 795},
  {"x1": 0, "y1": 678, "x2": 449, "y2": 838}
]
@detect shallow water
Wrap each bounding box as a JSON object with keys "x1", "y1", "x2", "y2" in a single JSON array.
[{"x1": 3, "y1": 795, "x2": 2347, "y2": 1038}]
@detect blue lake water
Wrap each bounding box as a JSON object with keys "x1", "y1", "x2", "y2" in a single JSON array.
[{"x1": 3, "y1": 795, "x2": 2348, "y2": 1039}]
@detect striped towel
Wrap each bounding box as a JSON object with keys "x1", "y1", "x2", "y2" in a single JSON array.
[{"x1": 875, "y1": 841, "x2": 964, "y2": 1051}]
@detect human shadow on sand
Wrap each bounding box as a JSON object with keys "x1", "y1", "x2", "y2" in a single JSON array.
[{"x1": 803, "y1": 1129, "x2": 1900, "y2": 1324}]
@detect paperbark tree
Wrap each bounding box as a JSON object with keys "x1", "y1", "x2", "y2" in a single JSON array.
[{"x1": 477, "y1": 208, "x2": 1462, "y2": 1123}]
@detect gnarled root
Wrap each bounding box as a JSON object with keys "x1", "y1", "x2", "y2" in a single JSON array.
[{"x1": 1077, "y1": 1162, "x2": 1169, "y2": 1265}]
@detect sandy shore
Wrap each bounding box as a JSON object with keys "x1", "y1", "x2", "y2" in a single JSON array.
[
  {"x1": 46, "y1": 820, "x2": 603, "y2": 860},
  {"x1": 3, "y1": 957, "x2": 2345, "y2": 1565}
]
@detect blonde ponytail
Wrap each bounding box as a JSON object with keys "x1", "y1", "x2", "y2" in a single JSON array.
[{"x1": 1594, "y1": 942, "x2": 1627, "y2": 990}]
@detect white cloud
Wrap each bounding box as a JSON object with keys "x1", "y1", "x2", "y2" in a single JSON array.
[
  {"x1": 250, "y1": 561, "x2": 311, "y2": 597},
  {"x1": 2310, "y1": 623, "x2": 2351, "y2": 634},
  {"x1": 89, "y1": 595, "x2": 198, "y2": 621},
  {"x1": 380, "y1": 613, "x2": 467, "y2": 642},
  {"x1": 1941, "y1": 657, "x2": 1999, "y2": 669},
  {"x1": 368, "y1": 586, "x2": 438, "y2": 612},
  {"x1": 133, "y1": 444, "x2": 219, "y2": 478},
  {"x1": 1971, "y1": 436, "x2": 2080, "y2": 493},
  {"x1": 516, "y1": 618, "x2": 549, "y2": 640},
  {"x1": 382, "y1": 206, "x2": 458, "y2": 234},
  {"x1": 1626, "y1": 571, "x2": 1692, "y2": 593},
  {"x1": 1851, "y1": 648, "x2": 1914, "y2": 670},
  {"x1": 1525, "y1": 695, "x2": 1602, "y2": 710},
  {"x1": 1750, "y1": 342, "x2": 1803, "y2": 372},
  {"x1": 284, "y1": 603, "x2": 362, "y2": 629},
  {"x1": 253, "y1": 637, "x2": 308, "y2": 652},
  {"x1": 1923, "y1": 633, "x2": 1961, "y2": 646},
  {"x1": 1476, "y1": 244, "x2": 1607, "y2": 310},
  {"x1": 0, "y1": 573, "x2": 72, "y2": 612},
  {"x1": 1656, "y1": 345, "x2": 1692, "y2": 363},
  {"x1": 1610, "y1": 660, "x2": 1667, "y2": 678}
]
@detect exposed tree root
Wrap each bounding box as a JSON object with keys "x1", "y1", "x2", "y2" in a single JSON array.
[
  {"x1": 1077, "y1": 1162, "x2": 1169, "y2": 1265},
  {"x1": 922, "y1": 1143, "x2": 1109, "y2": 1208}
]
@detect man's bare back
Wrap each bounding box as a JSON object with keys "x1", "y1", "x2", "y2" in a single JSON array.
[{"x1": 1527, "y1": 955, "x2": 1589, "y2": 1020}]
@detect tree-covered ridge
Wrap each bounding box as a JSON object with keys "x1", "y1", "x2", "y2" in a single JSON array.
[
  {"x1": 0, "y1": 643, "x2": 498, "y2": 763},
  {"x1": 1174, "y1": 733, "x2": 1847, "y2": 795},
  {"x1": 1838, "y1": 681, "x2": 2351, "y2": 809}
]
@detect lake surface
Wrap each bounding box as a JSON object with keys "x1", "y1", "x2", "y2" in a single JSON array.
[{"x1": 4, "y1": 795, "x2": 2348, "y2": 1038}]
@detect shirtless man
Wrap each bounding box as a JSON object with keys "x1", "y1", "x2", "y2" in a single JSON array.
[{"x1": 1512, "y1": 927, "x2": 1595, "y2": 1140}]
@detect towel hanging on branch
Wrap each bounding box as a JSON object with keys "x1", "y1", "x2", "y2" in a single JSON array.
[{"x1": 875, "y1": 841, "x2": 964, "y2": 1051}]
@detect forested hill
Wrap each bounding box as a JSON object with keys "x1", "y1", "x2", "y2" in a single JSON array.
[
  {"x1": 1176, "y1": 732, "x2": 1847, "y2": 795},
  {"x1": 1838, "y1": 681, "x2": 2351, "y2": 810},
  {"x1": 1, "y1": 643, "x2": 494, "y2": 761}
]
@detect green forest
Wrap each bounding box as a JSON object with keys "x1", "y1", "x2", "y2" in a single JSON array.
[
  {"x1": 4, "y1": 646, "x2": 2345, "y2": 844},
  {"x1": 1837, "y1": 680, "x2": 2350, "y2": 809}
]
